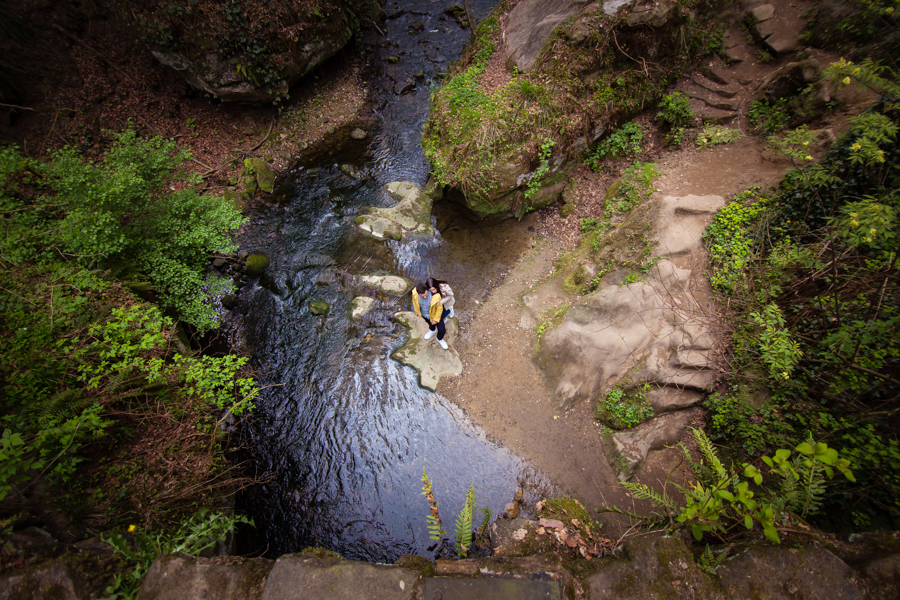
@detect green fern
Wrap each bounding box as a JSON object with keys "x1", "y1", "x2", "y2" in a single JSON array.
[
  {"x1": 454, "y1": 483, "x2": 476, "y2": 557},
  {"x1": 476, "y1": 505, "x2": 493, "y2": 537},
  {"x1": 421, "y1": 468, "x2": 445, "y2": 542},
  {"x1": 621, "y1": 481, "x2": 676, "y2": 511},
  {"x1": 34, "y1": 388, "x2": 92, "y2": 423}
]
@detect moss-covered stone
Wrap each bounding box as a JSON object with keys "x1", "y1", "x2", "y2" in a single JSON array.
[
  {"x1": 309, "y1": 300, "x2": 330, "y2": 315},
  {"x1": 245, "y1": 158, "x2": 275, "y2": 193},
  {"x1": 244, "y1": 253, "x2": 270, "y2": 277}
]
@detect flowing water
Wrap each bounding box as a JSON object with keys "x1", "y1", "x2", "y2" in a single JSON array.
[{"x1": 234, "y1": 0, "x2": 557, "y2": 562}]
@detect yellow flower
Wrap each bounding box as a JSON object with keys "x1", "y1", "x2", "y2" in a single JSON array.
[
  {"x1": 805, "y1": 155, "x2": 813, "y2": 161},
  {"x1": 842, "y1": 76, "x2": 851, "y2": 85},
  {"x1": 851, "y1": 143, "x2": 862, "y2": 152},
  {"x1": 803, "y1": 141, "x2": 809, "y2": 146},
  {"x1": 128, "y1": 525, "x2": 137, "y2": 533},
  {"x1": 885, "y1": 7, "x2": 894, "y2": 14}
]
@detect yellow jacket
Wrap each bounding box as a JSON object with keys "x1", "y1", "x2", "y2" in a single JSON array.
[{"x1": 412, "y1": 289, "x2": 443, "y2": 322}]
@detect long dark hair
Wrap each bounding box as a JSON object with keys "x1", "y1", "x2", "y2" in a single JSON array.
[{"x1": 426, "y1": 277, "x2": 449, "y2": 291}]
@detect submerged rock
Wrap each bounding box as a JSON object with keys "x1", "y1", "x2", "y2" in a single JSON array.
[
  {"x1": 358, "y1": 275, "x2": 411, "y2": 296},
  {"x1": 350, "y1": 296, "x2": 375, "y2": 320},
  {"x1": 309, "y1": 300, "x2": 330, "y2": 315},
  {"x1": 391, "y1": 312, "x2": 462, "y2": 391},
  {"x1": 244, "y1": 253, "x2": 270, "y2": 277},
  {"x1": 354, "y1": 182, "x2": 434, "y2": 240}
]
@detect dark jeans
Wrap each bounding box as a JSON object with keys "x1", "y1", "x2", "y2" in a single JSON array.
[{"x1": 423, "y1": 308, "x2": 450, "y2": 340}]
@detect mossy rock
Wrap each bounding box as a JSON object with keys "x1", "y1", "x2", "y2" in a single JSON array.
[
  {"x1": 309, "y1": 300, "x2": 330, "y2": 315},
  {"x1": 244, "y1": 253, "x2": 270, "y2": 277},
  {"x1": 560, "y1": 202, "x2": 577, "y2": 218},
  {"x1": 245, "y1": 158, "x2": 275, "y2": 193}
]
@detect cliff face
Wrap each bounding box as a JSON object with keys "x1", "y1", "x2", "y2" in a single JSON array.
[
  {"x1": 424, "y1": 0, "x2": 728, "y2": 217},
  {"x1": 127, "y1": 0, "x2": 383, "y2": 103}
]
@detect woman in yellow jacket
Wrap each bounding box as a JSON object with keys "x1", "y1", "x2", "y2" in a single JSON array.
[{"x1": 411, "y1": 283, "x2": 449, "y2": 350}]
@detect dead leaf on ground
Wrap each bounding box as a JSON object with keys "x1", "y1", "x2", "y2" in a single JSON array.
[
  {"x1": 536, "y1": 527, "x2": 546, "y2": 535},
  {"x1": 539, "y1": 518, "x2": 566, "y2": 530},
  {"x1": 571, "y1": 518, "x2": 580, "y2": 527}
]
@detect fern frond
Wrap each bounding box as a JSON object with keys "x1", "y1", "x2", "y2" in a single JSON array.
[
  {"x1": 692, "y1": 427, "x2": 726, "y2": 478},
  {"x1": 477, "y1": 506, "x2": 493, "y2": 537},
  {"x1": 33, "y1": 388, "x2": 92, "y2": 423},
  {"x1": 622, "y1": 481, "x2": 675, "y2": 510},
  {"x1": 454, "y1": 483, "x2": 476, "y2": 557}
]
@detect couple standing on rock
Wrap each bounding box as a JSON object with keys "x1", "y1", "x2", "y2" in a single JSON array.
[{"x1": 411, "y1": 277, "x2": 455, "y2": 350}]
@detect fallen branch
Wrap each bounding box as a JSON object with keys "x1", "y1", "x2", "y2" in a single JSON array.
[{"x1": 0, "y1": 103, "x2": 35, "y2": 111}]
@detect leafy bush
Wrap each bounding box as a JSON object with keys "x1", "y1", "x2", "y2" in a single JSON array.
[
  {"x1": 3, "y1": 130, "x2": 244, "y2": 332},
  {"x1": 104, "y1": 510, "x2": 252, "y2": 599},
  {"x1": 587, "y1": 121, "x2": 644, "y2": 168},
  {"x1": 749, "y1": 99, "x2": 790, "y2": 135},
  {"x1": 618, "y1": 428, "x2": 854, "y2": 543},
  {"x1": 596, "y1": 385, "x2": 654, "y2": 429},
  {"x1": 657, "y1": 92, "x2": 694, "y2": 128},
  {"x1": 701, "y1": 94, "x2": 900, "y2": 527}
]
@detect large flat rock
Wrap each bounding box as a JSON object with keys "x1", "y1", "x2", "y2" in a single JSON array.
[
  {"x1": 261, "y1": 555, "x2": 420, "y2": 600},
  {"x1": 536, "y1": 260, "x2": 715, "y2": 413},
  {"x1": 718, "y1": 545, "x2": 863, "y2": 599},
  {"x1": 139, "y1": 554, "x2": 272, "y2": 600},
  {"x1": 391, "y1": 312, "x2": 462, "y2": 391},
  {"x1": 654, "y1": 194, "x2": 725, "y2": 257},
  {"x1": 587, "y1": 536, "x2": 725, "y2": 599},
  {"x1": 424, "y1": 577, "x2": 562, "y2": 600}
]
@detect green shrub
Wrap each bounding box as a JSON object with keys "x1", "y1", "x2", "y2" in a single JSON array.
[
  {"x1": 4, "y1": 130, "x2": 245, "y2": 332},
  {"x1": 657, "y1": 92, "x2": 694, "y2": 128},
  {"x1": 595, "y1": 385, "x2": 654, "y2": 429},
  {"x1": 749, "y1": 99, "x2": 790, "y2": 135},
  {"x1": 587, "y1": 121, "x2": 644, "y2": 168},
  {"x1": 605, "y1": 162, "x2": 659, "y2": 217}
]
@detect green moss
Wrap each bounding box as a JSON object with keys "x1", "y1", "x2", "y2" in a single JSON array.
[{"x1": 300, "y1": 547, "x2": 342, "y2": 560}]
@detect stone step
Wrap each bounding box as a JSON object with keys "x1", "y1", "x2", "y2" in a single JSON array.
[
  {"x1": 690, "y1": 99, "x2": 736, "y2": 124},
  {"x1": 691, "y1": 74, "x2": 740, "y2": 98},
  {"x1": 260, "y1": 555, "x2": 420, "y2": 600},
  {"x1": 702, "y1": 64, "x2": 732, "y2": 85},
  {"x1": 682, "y1": 84, "x2": 741, "y2": 111},
  {"x1": 424, "y1": 577, "x2": 562, "y2": 600}
]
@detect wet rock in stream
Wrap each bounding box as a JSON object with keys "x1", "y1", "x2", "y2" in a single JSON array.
[{"x1": 391, "y1": 311, "x2": 462, "y2": 391}]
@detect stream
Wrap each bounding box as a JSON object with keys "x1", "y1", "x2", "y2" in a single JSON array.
[{"x1": 232, "y1": 0, "x2": 557, "y2": 562}]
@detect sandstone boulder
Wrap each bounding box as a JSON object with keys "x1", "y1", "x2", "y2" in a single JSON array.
[
  {"x1": 717, "y1": 545, "x2": 863, "y2": 599},
  {"x1": 355, "y1": 182, "x2": 434, "y2": 240},
  {"x1": 350, "y1": 296, "x2": 375, "y2": 320},
  {"x1": 391, "y1": 312, "x2": 462, "y2": 391},
  {"x1": 536, "y1": 260, "x2": 715, "y2": 414},
  {"x1": 505, "y1": 0, "x2": 584, "y2": 72}
]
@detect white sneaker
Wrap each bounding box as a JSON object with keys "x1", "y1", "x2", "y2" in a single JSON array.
[
  {"x1": 449, "y1": 308, "x2": 455, "y2": 318},
  {"x1": 424, "y1": 329, "x2": 436, "y2": 340},
  {"x1": 438, "y1": 339, "x2": 448, "y2": 350}
]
